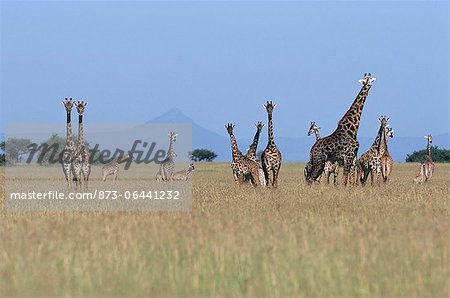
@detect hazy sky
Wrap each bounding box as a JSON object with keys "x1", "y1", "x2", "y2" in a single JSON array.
[{"x1": 1, "y1": 1, "x2": 449, "y2": 140}]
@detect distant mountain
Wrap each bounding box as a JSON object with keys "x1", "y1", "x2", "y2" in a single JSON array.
[
  {"x1": 148, "y1": 109, "x2": 449, "y2": 162},
  {"x1": 148, "y1": 108, "x2": 231, "y2": 161}
]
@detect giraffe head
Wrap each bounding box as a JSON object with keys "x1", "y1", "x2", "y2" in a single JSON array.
[
  {"x1": 307, "y1": 121, "x2": 320, "y2": 136},
  {"x1": 75, "y1": 101, "x2": 88, "y2": 115},
  {"x1": 358, "y1": 73, "x2": 376, "y2": 86},
  {"x1": 385, "y1": 126, "x2": 394, "y2": 139},
  {"x1": 255, "y1": 121, "x2": 265, "y2": 132},
  {"x1": 62, "y1": 98, "x2": 74, "y2": 113},
  {"x1": 424, "y1": 134, "x2": 432, "y2": 144},
  {"x1": 225, "y1": 123, "x2": 235, "y2": 135},
  {"x1": 168, "y1": 132, "x2": 177, "y2": 143},
  {"x1": 189, "y1": 163, "x2": 195, "y2": 171},
  {"x1": 263, "y1": 101, "x2": 277, "y2": 115},
  {"x1": 378, "y1": 115, "x2": 389, "y2": 128}
]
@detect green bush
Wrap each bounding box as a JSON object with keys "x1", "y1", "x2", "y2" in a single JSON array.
[{"x1": 189, "y1": 149, "x2": 217, "y2": 162}]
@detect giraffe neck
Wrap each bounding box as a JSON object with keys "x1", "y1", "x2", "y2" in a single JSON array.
[
  {"x1": 229, "y1": 134, "x2": 241, "y2": 159},
  {"x1": 247, "y1": 127, "x2": 261, "y2": 158},
  {"x1": 167, "y1": 138, "x2": 175, "y2": 158},
  {"x1": 381, "y1": 130, "x2": 389, "y2": 154},
  {"x1": 427, "y1": 141, "x2": 431, "y2": 159},
  {"x1": 314, "y1": 129, "x2": 320, "y2": 141},
  {"x1": 371, "y1": 123, "x2": 385, "y2": 151},
  {"x1": 337, "y1": 83, "x2": 372, "y2": 139},
  {"x1": 78, "y1": 115, "x2": 85, "y2": 147},
  {"x1": 267, "y1": 113, "x2": 275, "y2": 145},
  {"x1": 66, "y1": 112, "x2": 73, "y2": 142}
]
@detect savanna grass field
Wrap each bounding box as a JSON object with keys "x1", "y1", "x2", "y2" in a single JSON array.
[{"x1": 1, "y1": 162, "x2": 449, "y2": 297}]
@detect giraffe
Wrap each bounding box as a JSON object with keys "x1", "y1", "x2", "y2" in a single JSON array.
[
  {"x1": 171, "y1": 163, "x2": 195, "y2": 181},
  {"x1": 305, "y1": 121, "x2": 339, "y2": 185},
  {"x1": 156, "y1": 132, "x2": 177, "y2": 181},
  {"x1": 244, "y1": 122, "x2": 266, "y2": 186},
  {"x1": 261, "y1": 101, "x2": 282, "y2": 188},
  {"x1": 245, "y1": 121, "x2": 265, "y2": 161},
  {"x1": 102, "y1": 151, "x2": 133, "y2": 181},
  {"x1": 305, "y1": 73, "x2": 376, "y2": 187},
  {"x1": 73, "y1": 101, "x2": 91, "y2": 190},
  {"x1": 62, "y1": 98, "x2": 76, "y2": 190},
  {"x1": 422, "y1": 134, "x2": 435, "y2": 181},
  {"x1": 380, "y1": 126, "x2": 394, "y2": 183},
  {"x1": 413, "y1": 164, "x2": 426, "y2": 184},
  {"x1": 226, "y1": 123, "x2": 262, "y2": 186},
  {"x1": 357, "y1": 116, "x2": 389, "y2": 186}
]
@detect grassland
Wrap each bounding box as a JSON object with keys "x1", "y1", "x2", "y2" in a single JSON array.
[{"x1": 1, "y1": 162, "x2": 449, "y2": 297}]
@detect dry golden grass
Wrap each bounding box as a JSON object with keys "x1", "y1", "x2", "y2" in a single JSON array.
[{"x1": 1, "y1": 162, "x2": 449, "y2": 297}]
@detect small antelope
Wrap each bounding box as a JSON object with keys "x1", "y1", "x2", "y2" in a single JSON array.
[
  {"x1": 171, "y1": 163, "x2": 195, "y2": 181},
  {"x1": 102, "y1": 152, "x2": 133, "y2": 181}
]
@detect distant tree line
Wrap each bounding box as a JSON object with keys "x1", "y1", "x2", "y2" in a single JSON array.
[
  {"x1": 405, "y1": 146, "x2": 449, "y2": 163},
  {"x1": 0, "y1": 135, "x2": 98, "y2": 166},
  {"x1": 1, "y1": 137, "x2": 448, "y2": 165}
]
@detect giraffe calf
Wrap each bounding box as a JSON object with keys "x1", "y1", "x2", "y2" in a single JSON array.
[
  {"x1": 413, "y1": 164, "x2": 426, "y2": 184},
  {"x1": 102, "y1": 152, "x2": 133, "y2": 181},
  {"x1": 304, "y1": 161, "x2": 322, "y2": 184},
  {"x1": 324, "y1": 161, "x2": 339, "y2": 185},
  {"x1": 171, "y1": 163, "x2": 195, "y2": 181}
]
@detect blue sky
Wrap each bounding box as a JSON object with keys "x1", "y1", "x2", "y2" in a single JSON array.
[{"x1": 1, "y1": 1, "x2": 449, "y2": 140}]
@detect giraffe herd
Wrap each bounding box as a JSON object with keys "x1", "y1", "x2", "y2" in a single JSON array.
[
  {"x1": 60, "y1": 73, "x2": 436, "y2": 190},
  {"x1": 61, "y1": 101, "x2": 194, "y2": 190},
  {"x1": 226, "y1": 73, "x2": 436, "y2": 188}
]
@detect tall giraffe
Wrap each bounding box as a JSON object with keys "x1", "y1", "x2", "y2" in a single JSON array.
[
  {"x1": 306, "y1": 121, "x2": 339, "y2": 185},
  {"x1": 226, "y1": 123, "x2": 262, "y2": 186},
  {"x1": 73, "y1": 101, "x2": 91, "y2": 190},
  {"x1": 357, "y1": 116, "x2": 389, "y2": 186},
  {"x1": 305, "y1": 73, "x2": 376, "y2": 187},
  {"x1": 380, "y1": 126, "x2": 394, "y2": 183},
  {"x1": 422, "y1": 134, "x2": 435, "y2": 181},
  {"x1": 156, "y1": 132, "x2": 177, "y2": 181},
  {"x1": 62, "y1": 98, "x2": 76, "y2": 190},
  {"x1": 245, "y1": 121, "x2": 265, "y2": 161},
  {"x1": 261, "y1": 101, "x2": 282, "y2": 188}
]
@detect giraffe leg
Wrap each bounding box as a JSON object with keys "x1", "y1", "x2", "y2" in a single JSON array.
[
  {"x1": 63, "y1": 164, "x2": 72, "y2": 190},
  {"x1": 232, "y1": 170, "x2": 239, "y2": 184},
  {"x1": 325, "y1": 169, "x2": 331, "y2": 184},
  {"x1": 82, "y1": 166, "x2": 90, "y2": 191},
  {"x1": 73, "y1": 166, "x2": 82, "y2": 192},
  {"x1": 262, "y1": 162, "x2": 271, "y2": 188},
  {"x1": 342, "y1": 160, "x2": 353, "y2": 187},
  {"x1": 238, "y1": 173, "x2": 245, "y2": 184},
  {"x1": 272, "y1": 163, "x2": 281, "y2": 188},
  {"x1": 251, "y1": 168, "x2": 261, "y2": 187},
  {"x1": 272, "y1": 168, "x2": 277, "y2": 188}
]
